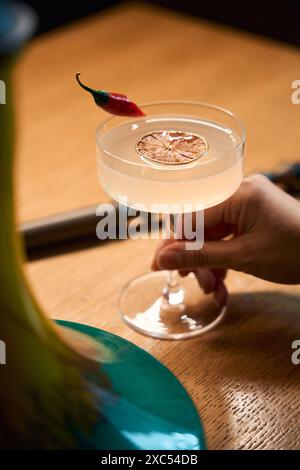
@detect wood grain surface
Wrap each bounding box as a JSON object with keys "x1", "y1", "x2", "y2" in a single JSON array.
[{"x1": 14, "y1": 2, "x2": 300, "y2": 449}]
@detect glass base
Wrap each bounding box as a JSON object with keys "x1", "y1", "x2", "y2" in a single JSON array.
[{"x1": 119, "y1": 271, "x2": 227, "y2": 340}]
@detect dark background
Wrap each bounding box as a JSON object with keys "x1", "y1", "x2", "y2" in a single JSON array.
[{"x1": 24, "y1": 0, "x2": 300, "y2": 47}]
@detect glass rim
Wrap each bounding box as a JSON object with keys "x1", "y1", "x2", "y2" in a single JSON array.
[{"x1": 96, "y1": 100, "x2": 246, "y2": 169}]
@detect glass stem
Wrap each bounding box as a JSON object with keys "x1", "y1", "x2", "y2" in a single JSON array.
[
  {"x1": 160, "y1": 214, "x2": 184, "y2": 315},
  {"x1": 167, "y1": 270, "x2": 179, "y2": 290},
  {"x1": 165, "y1": 213, "x2": 180, "y2": 294}
]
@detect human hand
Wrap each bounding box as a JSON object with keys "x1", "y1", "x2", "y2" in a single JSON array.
[{"x1": 152, "y1": 175, "x2": 300, "y2": 289}]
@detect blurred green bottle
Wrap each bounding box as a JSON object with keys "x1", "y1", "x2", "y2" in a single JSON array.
[{"x1": 0, "y1": 0, "x2": 109, "y2": 449}]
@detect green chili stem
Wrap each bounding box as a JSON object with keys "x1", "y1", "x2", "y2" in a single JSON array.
[
  {"x1": 76, "y1": 73, "x2": 95, "y2": 94},
  {"x1": 76, "y1": 73, "x2": 108, "y2": 105}
]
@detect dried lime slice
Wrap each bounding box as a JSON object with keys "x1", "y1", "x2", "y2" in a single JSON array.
[{"x1": 136, "y1": 130, "x2": 208, "y2": 165}]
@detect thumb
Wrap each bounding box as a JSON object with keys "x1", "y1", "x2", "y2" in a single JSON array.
[{"x1": 157, "y1": 239, "x2": 244, "y2": 271}]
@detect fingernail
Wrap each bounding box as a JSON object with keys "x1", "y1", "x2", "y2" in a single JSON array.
[
  {"x1": 202, "y1": 280, "x2": 214, "y2": 294},
  {"x1": 195, "y1": 269, "x2": 216, "y2": 294},
  {"x1": 203, "y1": 275, "x2": 216, "y2": 294},
  {"x1": 158, "y1": 250, "x2": 183, "y2": 269}
]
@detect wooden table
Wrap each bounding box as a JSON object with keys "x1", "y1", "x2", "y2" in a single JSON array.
[{"x1": 15, "y1": 3, "x2": 300, "y2": 449}]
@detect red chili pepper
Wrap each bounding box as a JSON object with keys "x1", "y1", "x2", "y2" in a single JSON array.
[{"x1": 76, "y1": 73, "x2": 145, "y2": 117}]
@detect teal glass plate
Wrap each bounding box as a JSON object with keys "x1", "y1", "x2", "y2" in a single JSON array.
[{"x1": 56, "y1": 320, "x2": 206, "y2": 450}]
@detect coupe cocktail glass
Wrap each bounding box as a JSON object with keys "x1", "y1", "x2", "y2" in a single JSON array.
[{"x1": 96, "y1": 102, "x2": 245, "y2": 339}]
